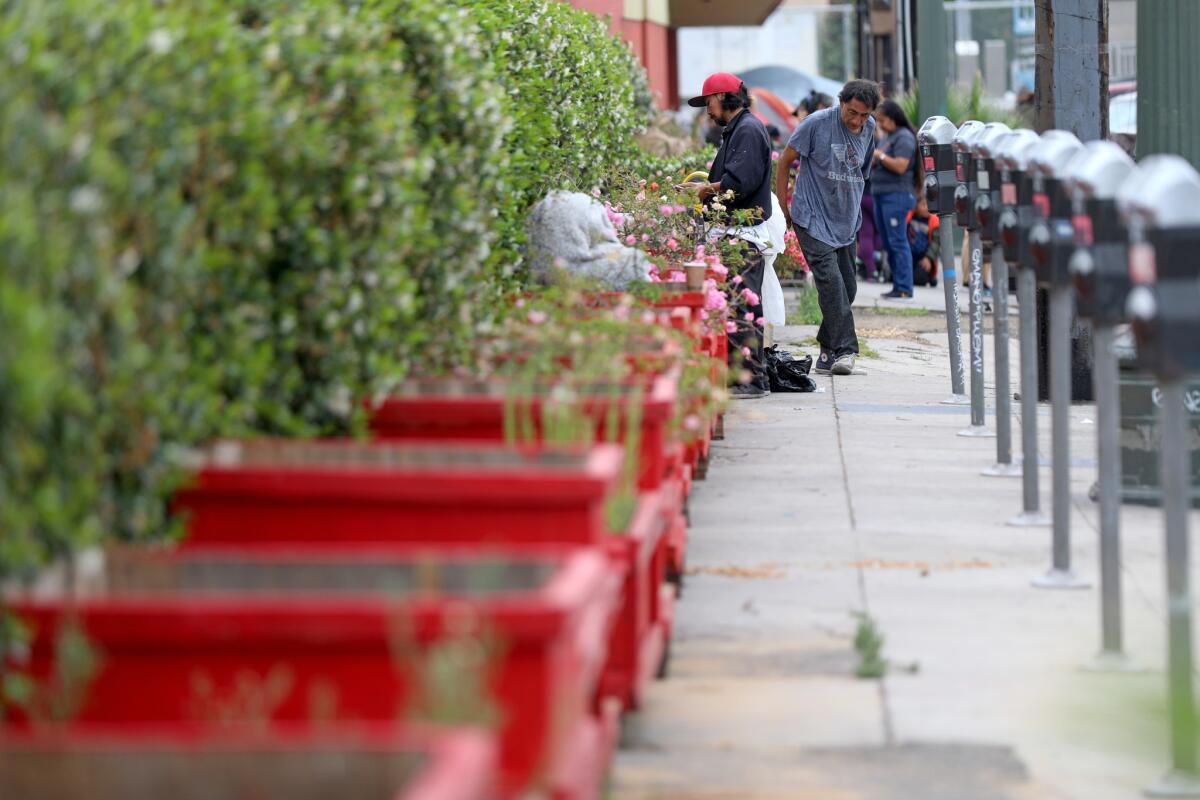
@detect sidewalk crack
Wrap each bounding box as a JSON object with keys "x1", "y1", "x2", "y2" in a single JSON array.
[{"x1": 831, "y1": 377, "x2": 897, "y2": 746}]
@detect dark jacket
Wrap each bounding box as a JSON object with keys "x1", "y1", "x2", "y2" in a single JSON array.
[{"x1": 707, "y1": 109, "x2": 773, "y2": 224}]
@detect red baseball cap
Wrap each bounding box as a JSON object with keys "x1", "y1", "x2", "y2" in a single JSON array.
[{"x1": 687, "y1": 72, "x2": 744, "y2": 107}]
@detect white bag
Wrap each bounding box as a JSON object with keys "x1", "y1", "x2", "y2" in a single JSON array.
[{"x1": 760, "y1": 194, "x2": 788, "y2": 327}]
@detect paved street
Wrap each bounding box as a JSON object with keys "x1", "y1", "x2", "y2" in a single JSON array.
[{"x1": 613, "y1": 284, "x2": 1200, "y2": 799}]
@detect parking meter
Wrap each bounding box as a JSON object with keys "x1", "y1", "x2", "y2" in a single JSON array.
[
  {"x1": 918, "y1": 116, "x2": 958, "y2": 216},
  {"x1": 997, "y1": 130, "x2": 1042, "y2": 273},
  {"x1": 971, "y1": 123, "x2": 1011, "y2": 245},
  {"x1": 1028, "y1": 132, "x2": 1084, "y2": 289},
  {"x1": 970, "y1": 124, "x2": 1018, "y2": 472},
  {"x1": 952, "y1": 121, "x2": 985, "y2": 230},
  {"x1": 953, "y1": 120, "x2": 990, "y2": 437},
  {"x1": 1118, "y1": 153, "x2": 1200, "y2": 791},
  {"x1": 919, "y1": 116, "x2": 968, "y2": 402},
  {"x1": 1065, "y1": 140, "x2": 1137, "y2": 670},
  {"x1": 1025, "y1": 131, "x2": 1088, "y2": 589},
  {"x1": 1067, "y1": 141, "x2": 1136, "y2": 326},
  {"x1": 996, "y1": 129, "x2": 1050, "y2": 528}
]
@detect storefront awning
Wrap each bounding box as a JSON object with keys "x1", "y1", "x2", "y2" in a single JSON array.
[{"x1": 668, "y1": 0, "x2": 783, "y2": 27}]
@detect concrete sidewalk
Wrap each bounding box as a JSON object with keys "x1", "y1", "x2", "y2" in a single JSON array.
[{"x1": 611, "y1": 299, "x2": 1200, "y2": 799}]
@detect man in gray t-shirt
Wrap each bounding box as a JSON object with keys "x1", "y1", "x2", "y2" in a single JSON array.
[{"x1": 774, "y1": 80, "x2": 881, "y2": 376}]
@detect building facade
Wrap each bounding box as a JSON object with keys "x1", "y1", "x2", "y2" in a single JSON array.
[{"x1": 565, "y1": 0, "x2": 785, "y2": 108}]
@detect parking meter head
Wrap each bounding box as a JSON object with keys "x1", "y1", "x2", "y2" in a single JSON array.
[
  {"x1": 995, "y1": 129, "x2": 1041, "y2": 175},
  {"x1": 973, "y1": 125, "x2": 1012, "y2": 239},
  {"x1": 953, "y1": 122, "x2": 985, "y2": 228},
  {"x1": 996, "y1": 131, "x2": 1039, "y2": 255},
  {"x1": 1118, "y1": 155, "x2": 1200, "y2": 379},
  {"x1": 1116, "y1": 155, "x2": 1200, "y2": 231},
  {"x1": 919, "y1": 116, "x2": 960, "y2": 214},
  {"x1": 1029, "y1": 130, "x2": 1083, "y2": 178},
  {"x1": 952, "y1": 120, "x2": 985, "y2": 152},
  {"x1": 1067, "y1": 141, "x2": 1137, "y2": 323},
  {"x1": 1066, "y1": 140, "x2": 1134, "y2": 202},
  {"x1": 972, "y1": 122, "x2": 1012, "y2": 158},
  {"x1": 917, "y1": 115, "x2": 957, "y2": 146}
]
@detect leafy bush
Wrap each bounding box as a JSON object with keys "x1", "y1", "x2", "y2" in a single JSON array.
[
  {"x1": 901, "y1": 78, "x2": 1024, "y2": 130},
  {"x1": 0, "y1": 0, "x2": 507, "y2": 576},
  {"x1": 448, "y1": 0, "x2": 654, "y2": 275}
]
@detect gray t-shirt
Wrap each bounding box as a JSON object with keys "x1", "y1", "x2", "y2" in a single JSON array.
[
  {"x1": 787, "y1": 106, "x2": 876, "y2": 248},
  {"x1": 870, "y1": 127, "x2": 917, "y2": 196}
]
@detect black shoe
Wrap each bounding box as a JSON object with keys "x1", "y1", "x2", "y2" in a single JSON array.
[
  {"x1": 730, "y1": 383, "x2": 770, "y2": 400},
  {"x1": 814, "y1": 350, "x2": 834, "y2": 375},
  {"x1": 881, "y1": 289, "x2": 912, "y2": 299}
]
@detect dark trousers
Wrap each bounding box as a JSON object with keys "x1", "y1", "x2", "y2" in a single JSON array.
[
  {"x1": 794, "y1": 225, "x2": 859, "y2": 357},
  {"x1": 726, "y1": 239, "x2": 768, "y2": 389}
]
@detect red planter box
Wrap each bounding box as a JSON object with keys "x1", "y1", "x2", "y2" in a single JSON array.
[
  {"x1": 174, "y1": 440, "x2": 623, "y2": 548},
  {"x1": 599, "y1": 490, "x2": 673, "y2": 711},
  {"x1": 660, "y1": 466, "x2": 689, "y2": 583},
  {"x1": 0, "y1": 723, "x2": 497, "y2": 800},
  {"x1": 367, "y1": 374, "x2": 678, "y2": 491},
  {"x1": 5, "y1": 546, "x2": 621, "y2": 799}
]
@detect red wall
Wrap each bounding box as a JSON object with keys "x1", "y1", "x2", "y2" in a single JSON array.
[
  {"x1": 620, "y1": 19, "x2": 675, "y2": 109},
  {"x1": 565, "y1": 0, "x2": 623, "y2": 33},
  {"x1": 566, "y1": 0, "x2": 675, "y2": 109}
]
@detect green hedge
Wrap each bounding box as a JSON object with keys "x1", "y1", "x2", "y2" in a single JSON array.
[
  {"x1": 0, "y1": 0, "x2": 507, "y2": 578},
  {"x1": 450, "y1": 0, "x2": 654, "y2": 275}
]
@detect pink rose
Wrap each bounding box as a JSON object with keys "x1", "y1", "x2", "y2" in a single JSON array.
[
  {"x1": 625, "y1": 234, "x2": 636, "y2": 245},
  {"x1": 725, "y1": 320, "x2": 738, "y2": 333},
  {"x1": 666, "y1": 238, "x2": 678, "y2": 251}
]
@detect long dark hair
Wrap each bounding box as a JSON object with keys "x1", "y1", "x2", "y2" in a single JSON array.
[
  {"x1": 720, "y1": 83, "x2": 752, "y2": 113},
  {"x1": 877, "y1": 99, "x2": 922, "y2": 190}
]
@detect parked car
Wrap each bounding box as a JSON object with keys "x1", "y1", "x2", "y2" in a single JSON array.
[{"x1": 1109, "y1": 81, "x2": 1136, "y2": 156}]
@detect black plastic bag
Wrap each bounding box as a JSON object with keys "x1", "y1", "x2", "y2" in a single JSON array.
[{"x1": 764, "y1": 345, "x2": 817, "y2": 393}]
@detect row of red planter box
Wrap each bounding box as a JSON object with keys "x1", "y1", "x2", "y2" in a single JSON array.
[{"x1": 1, "y1": 290, "x2": 724, "y2": 800}]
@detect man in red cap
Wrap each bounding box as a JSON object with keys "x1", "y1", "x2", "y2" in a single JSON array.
[{"x1": 687, "y1": 72, "x2": 775, "y2": 399}]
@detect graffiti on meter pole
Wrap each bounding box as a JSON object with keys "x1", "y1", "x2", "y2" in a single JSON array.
[
  {"x1": 971, "y1": 247, "x2": 983, "y2": 373},
  {"x1": 1152, "y1": 388, "x2": 1200, "y2": 414}
]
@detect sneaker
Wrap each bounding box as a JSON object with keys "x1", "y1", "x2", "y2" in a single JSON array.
[
  {"x1": 814, "y1": 350, "x2": 834, "y2": 375},
  {"x1": 730, "y1": 383, "x2": 770, "y2": 400},
  {"x1": 881, "y1": 289, "x2": 912, "y2": 300},
  {"x1": 832, "y1": 354, "x2": 856, "y2": 375}
]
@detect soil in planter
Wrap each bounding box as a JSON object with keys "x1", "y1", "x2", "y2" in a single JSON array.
[
  {"x1": 204, "y1": 439, "x2": 587, "y2": 470},
  {"x1": 105, "y1": 552, "x2": 555, "y2": 596},
  {"x1": 0, "y1": 745, "x2": 422, "y2": 800}
]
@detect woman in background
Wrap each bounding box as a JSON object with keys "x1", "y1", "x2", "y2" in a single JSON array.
[{"x1": 871, "y1": 99, "x2": 921, "y2": 299}]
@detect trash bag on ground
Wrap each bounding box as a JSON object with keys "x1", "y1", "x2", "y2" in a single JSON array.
[{"x1": 764, "y1": 345, "x2": 816, "y2": 393}]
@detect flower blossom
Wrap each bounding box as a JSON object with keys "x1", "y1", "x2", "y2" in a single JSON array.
[
  {"x1": 704, "y1": 288, "x2": 728, "y2": 312},
  {"x1": 528, "y1": 310, "x2": 548, "y2": 325}
]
